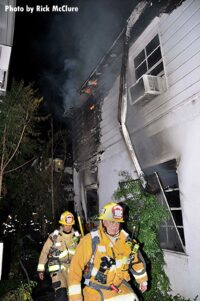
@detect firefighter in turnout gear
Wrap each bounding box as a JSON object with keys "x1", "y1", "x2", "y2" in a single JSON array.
[
  {"x1": 37, "y1": 211, "x2": 80, "y2": 301},
  {"x1": 68, "y1": 202, "x2": 148, "y2": 301}
]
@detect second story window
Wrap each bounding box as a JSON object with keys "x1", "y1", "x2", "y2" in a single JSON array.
[{"x1": 134, "y1": 34, "x2": 164, "y2": 80}]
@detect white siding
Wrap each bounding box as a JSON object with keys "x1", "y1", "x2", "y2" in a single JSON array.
[
  {"x1": 127, "y1": 0, "x2": 200, "y2": 298},
  {"x1": 128, "y1": 0, "x2": 200, "y2": 135}
]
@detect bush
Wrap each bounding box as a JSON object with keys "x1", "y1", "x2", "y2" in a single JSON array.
[
  {"x1": 114, "y1": 172, "x2": 198, "y2": 301},
  {"x1": 0, "y1": 281, "x2": 36, "y2": 301}
]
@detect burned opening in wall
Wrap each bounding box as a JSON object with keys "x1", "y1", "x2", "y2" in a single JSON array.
[
  {"x1": 145, "y1": 159, "x2": 185, "y2": 253},
  {"x1": 85, "y1": 188, "x2": 99, "y2": 220}
]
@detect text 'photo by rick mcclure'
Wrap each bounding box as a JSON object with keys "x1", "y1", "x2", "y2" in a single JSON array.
[{"x1": 4, "y1": 3, "x2": 79, "y2": 13}]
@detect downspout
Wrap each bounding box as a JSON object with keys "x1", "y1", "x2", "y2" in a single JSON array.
[{"x1": 118, "y1": 1, "x2": 148, "y2": 188}]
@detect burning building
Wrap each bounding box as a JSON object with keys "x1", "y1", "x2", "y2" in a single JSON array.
[{"x1": 72, "y1": 0, "x2": 200, "y2": 298}]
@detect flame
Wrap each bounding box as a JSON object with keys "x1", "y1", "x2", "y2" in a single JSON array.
[
  {"x1": 82, "y1": 86, "x2": 92, "y2": 95},
  {"x1": 81, "y1": 78, "x2": 98, "y2": 95},
  {"x1": 89, "y1": 104, "x2": 96, "y2": 110},
  {"x1": 88, "y1": 79, "x2": 97, "y2": 86}
]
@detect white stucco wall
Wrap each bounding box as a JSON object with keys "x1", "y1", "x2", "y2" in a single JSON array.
[
  {"x1": 151, "y1": 112, "x2": 200, "y2": 298},
  {"x1": 98, "y1": 142, "x2": 137, "y2": 206},
  {"x1": 98, "y1": 76, "x2": 137, "y2": 206}
]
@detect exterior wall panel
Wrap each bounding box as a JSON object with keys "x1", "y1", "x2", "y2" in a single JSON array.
[
  {"x1": 128, "y1": 1, "x2": 200, "y2": 135},
  {"x1": 126, "y1": 0, "x2": 200, "y2": 297}
]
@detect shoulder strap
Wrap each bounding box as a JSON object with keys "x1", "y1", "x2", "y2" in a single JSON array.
[
  {"x1": 90, "y1": 229, "x2": 99, "y2": 255},
  {"x1": 84, "y1": 229, "x2": 99, "y2": 283},
  {"x1": 126, "y1": 236, "x2": 146, "y2": 276}
]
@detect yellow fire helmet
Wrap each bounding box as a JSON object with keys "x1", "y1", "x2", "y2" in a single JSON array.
[
  {"x1": 59, "y1": 211, "x2": 75, "y2": 226},
  {"x1": 98, "y1": 202, "x2": 124, "y2": 223}
]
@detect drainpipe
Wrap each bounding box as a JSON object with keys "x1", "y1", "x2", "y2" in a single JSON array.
[{"x1": 118, "y1": 1, "x2": 148, "y2": 188}]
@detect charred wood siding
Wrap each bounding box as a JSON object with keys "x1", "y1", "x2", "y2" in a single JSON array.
[
  {"x1": 73, "y1": 33, "x2": 125, "y2": 171},
  {"x1": 72, "y1": 97, "x2": 102, "y2": 171}
]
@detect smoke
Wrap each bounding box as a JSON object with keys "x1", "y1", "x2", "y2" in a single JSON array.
[
  {"x1": 14, "y1": 0, "x2": 136, "y2": 119},
  {"x1": 59, "y1": 0, "x2": 137, "y2": 113},
  {"x1": 40, "y1": 0, "x2": 136, "y2": 116},
  {"x1": 62, "y1": 59, "x2": 79, "y2": 111}
]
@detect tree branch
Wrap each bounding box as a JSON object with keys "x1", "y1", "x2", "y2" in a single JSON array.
[
  {"x1": 3, "y1": 110, "x2": 29, "y2": 170},
  {"x1": 4, "y1": 157, "x2": 37, "y2": 174}
]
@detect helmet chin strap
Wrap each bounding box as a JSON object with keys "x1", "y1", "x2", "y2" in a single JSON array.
[
  {"x1": 106, "y1": 230, "x2": 120, "y2": 237},
  {"x1": 63, "y1": 230, "x2": 72, "y2": 234}
]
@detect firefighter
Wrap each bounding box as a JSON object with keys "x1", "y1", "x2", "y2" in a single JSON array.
[
  {"x1": 37, "y1": 211, "x2": 80, "y2": 301},
  {"x1": 68, "y1": 202, "x2": 148, "y2": 301}
]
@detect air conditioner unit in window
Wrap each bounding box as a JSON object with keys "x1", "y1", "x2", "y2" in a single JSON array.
[{"x1": 129, "y1": 74, "x2": 164, "y2": 105}]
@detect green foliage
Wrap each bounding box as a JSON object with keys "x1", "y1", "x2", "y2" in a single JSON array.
[
  {"x1": 0, "y1": 81, "x2": 43, "y2": 163},
  {"x1": 0, "y1": 281, "x2": 36, "y2": 301},
  {"x1": 1, "y1": 125, "x2": 72, "y2": 276},
  {"x1": 114, "y1": 171, "x2": 198, "y2": 301},
  {"x1": 0, "y1": 81, "x2": 47, "y2": 198},
  {"x1": 0, "y1": 279, "x2": 21, "y2": 299}
]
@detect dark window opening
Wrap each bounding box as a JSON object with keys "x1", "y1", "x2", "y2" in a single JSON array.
[
  {"x1": 67, "y1": 201, "x2": 74, "y2": 213},
  {"x1": 146, "y1": 34, "x2": 160, "y2": 55},
  {"x1": 134, "y1": 49, "x2": 145, "y2": 67},
  {"x1": 135, "y1": 62, "x2": 147, "y2": 80},
  {"x1": 147, "y1": 47, "x2": 162, "y2": 69},
  {"x1": 150, "y1": 62, "x2": 164, "y2": 76},
  {"x1": 144, "y1": 159, "x2": 185, "y2": 253},
  {"x1": 86, "y1": 188, "x2": 99, "y2": 220}
]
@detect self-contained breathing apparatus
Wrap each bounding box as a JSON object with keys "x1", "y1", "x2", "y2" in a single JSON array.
[
  {"x1": 95, "y1": 256, "x2": 116, "y2": 284},
  {"x1": 84, "y1": 229, "x2": 145, "y2": 286},
  {"x1": 47, "y1": 230, "x2": 68, "y2": 274},
  {"x1": 47, "y1": 242, "x2": 63, "y2": 274},
  {"x1": 47, "y1": 229, "x2": 79, "y2": 274}
]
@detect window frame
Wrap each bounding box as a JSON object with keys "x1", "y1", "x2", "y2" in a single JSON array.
[
  {"x1": 134, "y1": 33, "x2": 164, "y2": 81},
  {"x1": 155, "y1": 171, "x2": 185, "y2": 253},
  {"x1": 128, "y1": 17, "x2": 167, "y2": 86}
]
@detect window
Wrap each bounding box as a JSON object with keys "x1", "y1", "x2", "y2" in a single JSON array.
[
  {"x1": 134, "y1": 34, "x2": 164, "y2": 80},
  {"x1": 146, "y1": 159, "x2": 185, "y2": 253}
]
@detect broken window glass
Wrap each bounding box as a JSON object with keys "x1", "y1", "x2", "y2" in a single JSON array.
[{"x1": 145, "y1": 159, "x2": 185, "y2": 253}]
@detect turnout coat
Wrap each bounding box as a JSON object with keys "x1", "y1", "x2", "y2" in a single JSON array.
[
  {"x1": 37, "y1": 227, "x2": 79, "y2": 290},
  {"x1": 68, "y1": 223, "x2": 148, "y2": 301}
]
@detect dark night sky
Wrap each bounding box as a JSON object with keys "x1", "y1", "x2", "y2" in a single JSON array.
[{"x1": 11, "y1": 0, "x2": 137, "y2": 120}]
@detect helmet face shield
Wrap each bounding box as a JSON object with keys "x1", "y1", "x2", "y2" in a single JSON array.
[
  {"x1": 98, "y1": 202, "x2": 124, "y2": 223},
  {"x1": 59, "y1": 211, "x2": 75, "y2": 226}
]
